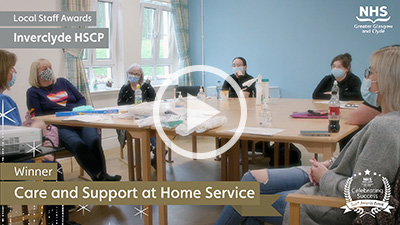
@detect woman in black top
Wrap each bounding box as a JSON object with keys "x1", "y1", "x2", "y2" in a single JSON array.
[
  {"x1": 118, "y1": 63, "x2": 156, "y2": 105},
  {"x1": 222, "y1": 57, "x2": 256, "y2": 98},
  {"x1": 116, "y1": 64, "x2": 158, "y2": 169},
  {"x1": 312, "y1": 53, "x2": 363, "y2": 101}
]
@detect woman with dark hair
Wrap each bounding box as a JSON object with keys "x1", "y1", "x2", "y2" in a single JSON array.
[
  {"x1": 222, "y1": 57, "x2": 256, "y2": 98},
  {"x1": 215, "y1": 45, "x2": 400, "y2": 225},
  {"x1": 313, "y1": 53, "x2": 363, "y2": 100}
]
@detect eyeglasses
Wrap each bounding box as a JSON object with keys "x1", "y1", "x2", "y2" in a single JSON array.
[
  {"x1": 364, "y1": 67, "x2": 375, "y2": 79},
  {"x1": 127, "y1": 72, "x2": 142, "y2": 77}
]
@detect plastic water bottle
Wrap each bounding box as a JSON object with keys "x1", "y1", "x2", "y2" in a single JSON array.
[
  {"x1": 328, "y1": 81, "x2": 340, "y2": 132},
  {"x1": 261, "y1": 79, "x2": 269, "y2": 105},
  {"x1": 216, "y1": 81, "x2": 222, "y2": 100},
  {"x1": 135, "y1": 84, "x2": 142, "y2": 105},
  {"x1": 175, "y1": 92, "x2": 185, "y2": 107},
  {"x1": 258, "y1": 104, "x2": 272, "y2": 127},
  {"x1": 256, "y1": 74, "x2": 262, "y2": 105},
  {"x1": 197, "y1": 86, "x2": 206, "y2": 101}
]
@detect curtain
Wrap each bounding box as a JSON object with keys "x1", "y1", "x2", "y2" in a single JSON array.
[
  {"x1": 62, "y1": 0, "x2": 93, "y2": 105},
  {"x1": 171, "y1": 0, "x2": 193, "y2": 86}
]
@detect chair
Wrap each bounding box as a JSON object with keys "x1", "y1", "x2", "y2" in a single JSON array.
[
  {"x1": 53, "y1": 149, "x2": 88, "y2": 180},
  {"x1": 285, "y1": 193, "x2": 345, "y2": 225},
  {"x1": 6, "y1": 204, "x2": 46, "y2": 225},
  {"x1": 174, "y1": 86, "x2": 201, "y2": 98}
]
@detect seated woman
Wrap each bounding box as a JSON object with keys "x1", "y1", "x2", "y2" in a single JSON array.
[
  {"x1": 26, "y1": 58, "x2": 121, "y2": 181},
  {"x1": 117, "y1": 63, "x2": 158, "y2": 168},
  {"x1": 312, "y1": 53, "x2": 363, "y2": 101},
  {"x1": 215, "y1": 45, "x2": 400, "y2": 225},
  {"x1": 0, "y1": 50, "x2": 21, "y2": 126},
  {"x1": 222, "y1": 57, "x2": 256, "y2": 98},
  {"x1": 0, "y1": 50, "x2": 79, "y2": 225}
]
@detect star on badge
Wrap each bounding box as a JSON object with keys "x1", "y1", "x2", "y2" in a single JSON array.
[{"x1": 364, "y1": 169, "x2": 371, "y2": 175}]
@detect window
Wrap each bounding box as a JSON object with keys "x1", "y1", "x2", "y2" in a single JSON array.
[
  {"x1": 83, "y1": 0, "x2": 117, "y2": 91},
  {"x1": 140, "y1": 1, "x2": 178, "y2": 85}
]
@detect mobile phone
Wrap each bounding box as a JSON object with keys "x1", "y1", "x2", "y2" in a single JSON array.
[
  {"x1": 307, "y1": 109, "x2": 328, "y2": 116},
  {"x1": 300, "y1": 130, "x2": 331, "y2": 136}
]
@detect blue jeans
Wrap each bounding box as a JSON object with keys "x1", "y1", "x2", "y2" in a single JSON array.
[
  {"x1": 58, "y1": 126, "x2": 106, "y2": 180},
  {"x1": 214, "y1": 168, "x2": 309, "y2": 225}
]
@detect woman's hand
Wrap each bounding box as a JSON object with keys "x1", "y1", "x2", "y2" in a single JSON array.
[
  {"x1": 309, "y1": 158, "x2": 328, "y2": 185},
  {"x1": 242, "y1": 88, "x2": 250, "y2": 98}
]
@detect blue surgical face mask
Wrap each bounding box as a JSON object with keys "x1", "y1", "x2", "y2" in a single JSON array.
[
  {"x1": 127, "y1": 75, "x2": 140, "y2": 84},
  {"x1": 7, "y1": 73, "x2": 16, "y2": 88},
  {"x1": 361, "y1": 77, "x2": 379, "y2": 107},
  {"x1": 232, "y1": 66, "x2": 245, "y2": 76},
  {"x1": 331, "y1": 68, "x2": 345, "y2": 79}
]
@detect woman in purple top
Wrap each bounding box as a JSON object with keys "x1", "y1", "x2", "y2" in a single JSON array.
[{"x1": 26, "y1": 58, "x2": 121, "y2": 181}]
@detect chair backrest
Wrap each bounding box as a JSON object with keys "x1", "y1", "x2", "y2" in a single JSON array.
[{"x1": 175, "y1": 86, "x2": 201, "y2": 98}]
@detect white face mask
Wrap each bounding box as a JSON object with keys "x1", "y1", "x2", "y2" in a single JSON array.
[
  {"x1": 233, "y1": 66, "x2": 245, "y2": 76},
  {"x1": 331, "y1": 68, "x2": 345, "y2": 79},
  {"x1": 361, "y1": 77, "x2": 379, "y2": 107}
]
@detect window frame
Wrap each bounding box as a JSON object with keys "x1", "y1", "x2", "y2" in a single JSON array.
[
  {"x1": 83, "y1": 0, "x2": 118, "y2": 91},
  {"x1": 140, "y1": 2, "x2": 178, "y2": 85}
]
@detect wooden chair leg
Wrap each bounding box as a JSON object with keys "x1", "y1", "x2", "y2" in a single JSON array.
[
  {"x1": 120, "y1": 144, "x2": 124, "y2": 159},
  {"x1": 251, "y1": 141, "x2": 256, "y2": 164},
  {"x1": 119, "y1": 145, "x2": 128, "y2": 165},
  {"x1": 78, "y1": 167, "x2": 91, "y2": 181},
  {"x1": 274, "y1": 142, "x2": 280, "y2": 168},
  {"x1": 289, "y1": 203, "x2": 301, "y2": 225},
  {"x1": 166, "y1": 147, "x2": 174, "y2": 163},
  {"x1": 214, "y1": 137, "x2": 221, "y2": 161},
  {"x1": 192, "y1": 136, "x2": 197, "y2": 160}
]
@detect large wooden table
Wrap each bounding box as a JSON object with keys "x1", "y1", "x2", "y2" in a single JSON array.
[
  {"x1": 37, "y1": 98, "x2": 360, "y2": 225},
  {"x1": 154, "y1": 98, "x2": 360, "y2": 225}
]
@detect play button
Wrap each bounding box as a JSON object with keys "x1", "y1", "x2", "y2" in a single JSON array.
[
  {"x1": 186, "y1": 94, "x2": 220, "y2": 131},
  {"x1": 153, "y1": 65, "x2": 247, "y2": 159}
]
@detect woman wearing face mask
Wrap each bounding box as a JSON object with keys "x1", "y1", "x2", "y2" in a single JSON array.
[
  {"x1": 26, "y1": 58, "x2": 121, "y2": 181},
  {"x1": 0, "y1": 50, "x2": 21, "y2": 126},
  {"x1": 117, "y1": 63, "x2": 158, "y2": 168},
  {"x1": 0, "y1": 51, "x2": 81, "y2": 225},
  {"x1": 312, "y1": 53, "x2": 363, "y2": 101},
  {"x1": 215, "y1": 45, "x2": 400, "y2": 225},
  {"x1": 348, "y1": 67, "x2": 382, "y2": 126},
  {"x1": 222, "y1": 57, "x2": 256, "y2": 98},
  {"x1": 117, "y1": 63, "x2": 156, "y2": 105}
]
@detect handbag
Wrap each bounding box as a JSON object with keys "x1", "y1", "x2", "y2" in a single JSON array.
[
  {"x1": 43, "y1": 125, "x2": 59, "y2": 147},
  {"x1": 23, "y1": 111, "x2": 59, "y2": 147}
]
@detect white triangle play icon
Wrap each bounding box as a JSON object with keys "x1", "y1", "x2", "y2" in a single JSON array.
[{"x1": 186, "y1": 94, "x2": 220, "y2": 131}]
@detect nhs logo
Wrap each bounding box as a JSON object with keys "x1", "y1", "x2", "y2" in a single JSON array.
[{"x1": 356, "y1": 6, "x2": 391, "y2": 23}]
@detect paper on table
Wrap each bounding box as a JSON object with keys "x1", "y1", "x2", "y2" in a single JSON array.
[
  {"x1": 314, "y1": 101, "x2": 330, "y2": 104},
  {"x1": 227, "y1": 127, "x2": 285, "y2": 136},
  {"x1": 62, "y1": 115, "x2": 108, "y2": 122},
  {"x1": 315, "y1": 100, "x2": 351, "y2": 104}
]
